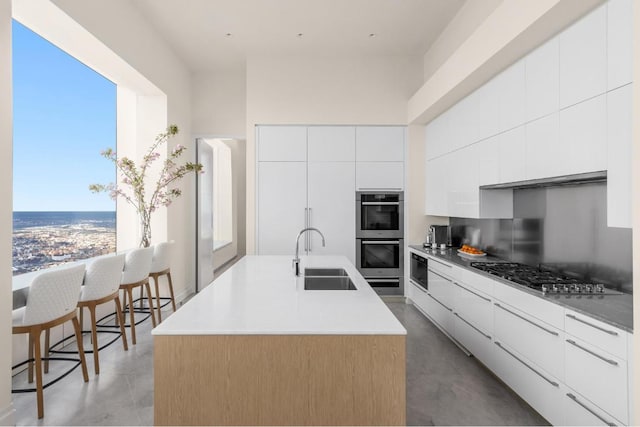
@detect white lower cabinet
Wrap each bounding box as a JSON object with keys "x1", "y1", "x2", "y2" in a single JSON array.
[
  {"x1": 565, "y1": 334, "x2": 628, "y2": 424},
  {"x1": 493, "y1": 339, "x2": 564, "y2": 425},
  {"x1": 409, "y1": 281, "x2": 430, "y2": 315},
  {"x1": 563, "y1": 387, "x2": 623, "y2": 426},
  {"x1": 452, "y1": 311, "x2": 493, "y2": 368}
]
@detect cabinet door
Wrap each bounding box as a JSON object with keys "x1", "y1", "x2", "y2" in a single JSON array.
[
  {"x1": 606, "y1": 84, "x2": 633, "y2": 228},
  {"x1": 525, "y1": 37, "x2": 559, "y2": 121},
  {"x1": 257, "y1": 162, "x2": 307, "y2": 255},
  {"x1": 498, "y1": 125, "x2": 526, "y2": 183},
  {"x1": 355, "y1": 162, "x2": 403, "y2": 190},
  {"x1": 425, "y1": 156, "x2": 447, "y2": 216},
  {"x1": 607, "y1": 0, "x2": 633, "y2": 90},
  {"x1": 496, "y1": 59, "x2": 526, "y2": 131},
  {"x1": 564, "y1": 388, "x2": 623, "y2": 426},
  {"x1": 525, "y1": 112, "x2": 561, "y2": 180},
  {"x1": 307, "y1": 126, "x2": 355, "y2": 162},
  {"x1": 257, "y1": 126, "x2": 307, "y2": 161},
  {"x1": 559, "y1": 4, "x2": 607, "y2": 108},
  {"x1": 307, "y1": 162, "x2": 356, "y2": 263},
  {"x1": 559, "y1": 94, "x2": 607, "y2": 175},
  {"x1": 355, "y1": 126, "x2": 404, "y2": 162}
]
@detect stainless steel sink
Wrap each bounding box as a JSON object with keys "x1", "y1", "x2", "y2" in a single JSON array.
[
  {"x1": 304, "y1": 267, "x2": 349, "y2": 277},
  {"x1": 304, "y1": 276, "x2": 357, "y2": 291}
]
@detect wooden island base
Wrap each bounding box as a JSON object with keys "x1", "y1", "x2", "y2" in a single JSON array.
[{"x1": 154, "y1": 334, "x2": 406, "y2": 426}]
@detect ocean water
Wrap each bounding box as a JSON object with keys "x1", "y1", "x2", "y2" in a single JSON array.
[{"x1": 13, "y1": 211, "x2": 116, "y2": 230}]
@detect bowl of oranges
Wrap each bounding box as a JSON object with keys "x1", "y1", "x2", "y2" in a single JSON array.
[{"x1": 457, "y1": 244, "x2": 486, "y2": 257}]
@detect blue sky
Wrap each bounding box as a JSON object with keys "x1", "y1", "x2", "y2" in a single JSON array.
[{"x1": 12, "y1": 20, "x2": 116, "y2": 212}]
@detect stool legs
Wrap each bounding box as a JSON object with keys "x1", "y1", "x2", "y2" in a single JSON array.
[
  {"x1": 144, "y1": 281, "x2": 157, "y2": 327},
  {"x1": 88, "y1": 305, "x2": 99, "y2": 374},
  {"x1": 32, "y1": 328, "x2": 44, "y2": 419},
  {"x1": 152, "y1": 271, "x2": 177, "y2": 324},
  {"x1": 72, "y1": 316, "x2": 90, "y2": 383},
  {"x1": 125, "y1": 287, "x2": 137, "y2": 345},
  {"x1": 114, "y1": 296, "x2": 128, "y2": 352}
]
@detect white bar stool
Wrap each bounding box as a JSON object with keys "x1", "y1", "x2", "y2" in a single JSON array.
[
  {"x1": 77, "y1": 254, "x2": 128, "y2": 374},
  {"x1": 120, "y1": 247, "x2": 155, "y2": 344},
  {"x1": 12, "y1": 264, "x2": 89, "y2": 419},
  {"x1": 149, "y1": 241, "x2": 177, "y2": 323}
]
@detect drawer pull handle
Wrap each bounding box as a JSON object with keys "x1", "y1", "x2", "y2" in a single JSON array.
[
  {"x1": 566, "y1": 314, "x2": 619, "y2": 336},
  {"x1": 453, "y1": 312, "x2": 491, "y2": 339},
  {"x1": 566, "y1": 393, "x2": 616, "y2": 426},
  {"x1": 566, "y1": 339, "x2": 618, "y2": 366},
  {"x1": 494, "y1": 342, "x2": 559, "y2": 387},
  {"x1": 429, "y1": 258, "x2": 453, "y2": 268},
  {"x1": 427, "y1": 293, "x2": 452, "y2": 312},
  {"x1": 454, "y1": 282, "x2": 491, "y2": 302},
  {"x1": 494, "y1": 303, "x2": 559, "y2": 336}
]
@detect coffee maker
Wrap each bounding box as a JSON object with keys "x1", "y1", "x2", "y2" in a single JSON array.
[{"x1": 426, "y1": 225, "x2": 450, "y2": 248}]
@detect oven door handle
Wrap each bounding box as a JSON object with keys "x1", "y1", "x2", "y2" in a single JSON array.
[
  {"x1": 367, "y1": 278, "x2": 400, "y2": 283},
  {"x1": 361, "y1": 240, "x2": 400, "y2": 245},
  {"x1": 361, "y1": 202, "x2": 399, "y2": 206}
]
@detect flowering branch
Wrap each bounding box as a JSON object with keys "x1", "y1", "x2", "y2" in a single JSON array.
[{"x1": 89, "y1": 125, "x2": 203, "y2": 247}]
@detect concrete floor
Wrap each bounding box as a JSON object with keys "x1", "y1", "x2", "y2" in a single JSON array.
[{"x1": 12, "y1": 302, "x2": 548, "y2": 426}]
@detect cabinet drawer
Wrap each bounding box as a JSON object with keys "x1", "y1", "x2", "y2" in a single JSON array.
[
  {"x1": 459, "y1": 269, "x2": 494, "y2": 296},
  {"x1": 410, "y1": 281, "x2": 430, "y2": 315},
  {"x1": 492, "y1": 341, "x2": 563, "y2": 426},
  {"x1": 564, "y1": 335, "x2": 628, "y2": 424},
  {"x1": 428, "y1": 268, "x2": 453, "y2": 310},
  {"x1": 564, "y1": 388, "x2": 623, "y2": 426},
  {"x1": 565, "y1": 309, "x2": 627, "y2": 360},
  {"x1": 426, "y1": 256, "x2": 458, "y2": 281},
  {"x1": 453, "y1": 312, "x2": 493, "y2": 368},
  {"x1": 453, "y1": 281, "x2": 492, "y2": 335},
  {"x1": 494, "y1": 301, "x2": 564, "y2": 381},
  {"x1": 425, "y1": 291, "x2": 454, "y2": 334},
  {"x1": 493, "y1": 281, "x2": 564, "y2": 329}
]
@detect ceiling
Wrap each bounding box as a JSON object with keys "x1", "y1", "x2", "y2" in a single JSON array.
[{"x1": 132, "y1": 0, "x2": 465, "y2": 71}]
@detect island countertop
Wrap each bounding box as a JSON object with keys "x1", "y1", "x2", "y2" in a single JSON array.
[{"x1": 151, "y1": 255, "x2": 406, "y2": 336}]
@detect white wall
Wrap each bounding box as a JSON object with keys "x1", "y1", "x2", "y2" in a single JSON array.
[
  {"x1": 632, "y1": 0, "x2": 640, "y2": 423},
  {"x1": 192, "y1": 69, "x2": 246, "y2": 138},
  {"x1": 0, "y1": 1, "x2": 13, "y2": 423},
  {"x1": 245, "y1": 54, "x2": 422, "y2": 253},
  {"x1": 53, "y1": 0, "x2": 196, "y2": 298}
]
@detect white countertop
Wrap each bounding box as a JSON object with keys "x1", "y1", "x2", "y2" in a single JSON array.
[{"x1": 152, "y1": 255, "x2": 406, "y2": 336}]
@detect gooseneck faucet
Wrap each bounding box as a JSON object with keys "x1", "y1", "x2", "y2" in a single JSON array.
[{"x1": 293, "y1": 227, "x2": 326, "y2": 276}]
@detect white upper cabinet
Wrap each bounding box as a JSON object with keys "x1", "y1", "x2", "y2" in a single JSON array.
[
  {"x1": 257, "y1": 126, "x2": 307, "y2": 161},
  {"x1": 607, "y1": 0, "x2": 633, "y2": 90},
  {"x1": 498, "y1": 126, "x2": 527, "y2": 184},
  {"x1": 477, "y1": 137, "x2": 500, "y2": 186},
  {"x1": 525, "y1": 113, "x2": 562, "y2": 180},
  {"x1": 356, "y1": 162, "x2": 404, "y2": 190},
  {"x1": 496, "y1": 60, "x2": 526, "y2": 132},
  {"x1": 559, "y1": 94, "x2": 607, "y2": 175},
  {"x1": 307, "y1": 162, "x2": 356, "y2": 263},
  {"x1": 307, "y1": 126, "x2": 356, "y2": 162},
  {"x1": 257, "y1": 162, "x2": 307, "y2": 255},
  {"x1": 559, "y1": 4, "x2": 607, "y2": 108},
  {"x1": 607, "y1": 84, "x2": 633, "y2": 228},
  {"x1": 448, "y1": 146, "x2": 479, "y2": 218},
  {"x1": 425, "y1": 156, "x2": 448, "y2": 216},
  {"x1": 355, "y1": 126, "x2": 405, "y2": 162},
  {"x1": 525, "y1": 37, "x2": 559, "y2": 121}
]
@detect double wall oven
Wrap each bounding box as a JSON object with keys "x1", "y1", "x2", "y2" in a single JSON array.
[{"x1": 356, "y1": 191, "x2": 404, "y2": 295}]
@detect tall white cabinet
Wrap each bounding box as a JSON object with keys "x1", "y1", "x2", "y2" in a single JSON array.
[{"x1": 257, "y1": 125, "x2": 405, "y2": 263}]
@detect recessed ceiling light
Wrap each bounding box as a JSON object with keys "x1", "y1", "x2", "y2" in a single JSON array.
[
  {"x1": 225, "y1": 33, "x2": 232, "y2": 37},
  {"x1": 297, "y1": 33, "x2": 304, "y2": 38},
  {"x1": 369, "y1": 33, "x2": 377, "y2": 38}
]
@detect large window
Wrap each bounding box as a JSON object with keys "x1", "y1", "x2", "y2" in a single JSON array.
[{"x1": 12, "y1": 20, "x2": 116, "y2": 275}]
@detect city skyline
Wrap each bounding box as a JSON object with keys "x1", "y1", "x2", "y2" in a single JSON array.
[{"x1": 12, "y1": 19, "x2": 116, "y2": 212}]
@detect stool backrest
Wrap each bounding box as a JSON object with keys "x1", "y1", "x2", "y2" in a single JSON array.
[
  {"x1": 121, "y1": 247, "x2": 154, "y2": 285},
  {"x1": 150, "y1": 241, "x2": 174, "y2": 273},
  {"x1": 22, "y1": 264, "x2": 86, "y2": 326},
  {"x1": 80, "y1": 254, "x2": 126, "y2": 302}
]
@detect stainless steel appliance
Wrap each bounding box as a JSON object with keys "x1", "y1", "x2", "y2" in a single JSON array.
[
  {"x1": 410, "y1": 252, "x2": 428, "y2": 291},
  {"x1": 356, "y1": 238, "x2": 403, "y2": 277},
  {"x1": 430, "y1": 225, "x2": 450, "y2": 246},
  {"x1": 470, "y1": 262, "x2": 623, "y2": 296},
  {"x1": 356, "y1": 191, "x2": 403, "y2": 238}
]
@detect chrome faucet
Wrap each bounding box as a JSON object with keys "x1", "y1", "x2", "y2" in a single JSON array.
[{"x1": 293, "y1": 227, "x2": 326, "y2": 276}]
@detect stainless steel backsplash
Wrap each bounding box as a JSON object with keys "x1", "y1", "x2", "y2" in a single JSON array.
[{"x1": 450, "y1": 182, "x2": 633, "y2": 293}]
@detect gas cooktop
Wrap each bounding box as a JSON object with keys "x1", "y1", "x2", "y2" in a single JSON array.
[{"x1": 470, "y1": 262, "x2": 622, "y2": 296}]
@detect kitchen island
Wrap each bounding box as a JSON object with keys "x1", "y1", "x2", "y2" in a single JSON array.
[{"x1": 152, "y1": 255, "x2": 406, "y2": 426}]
